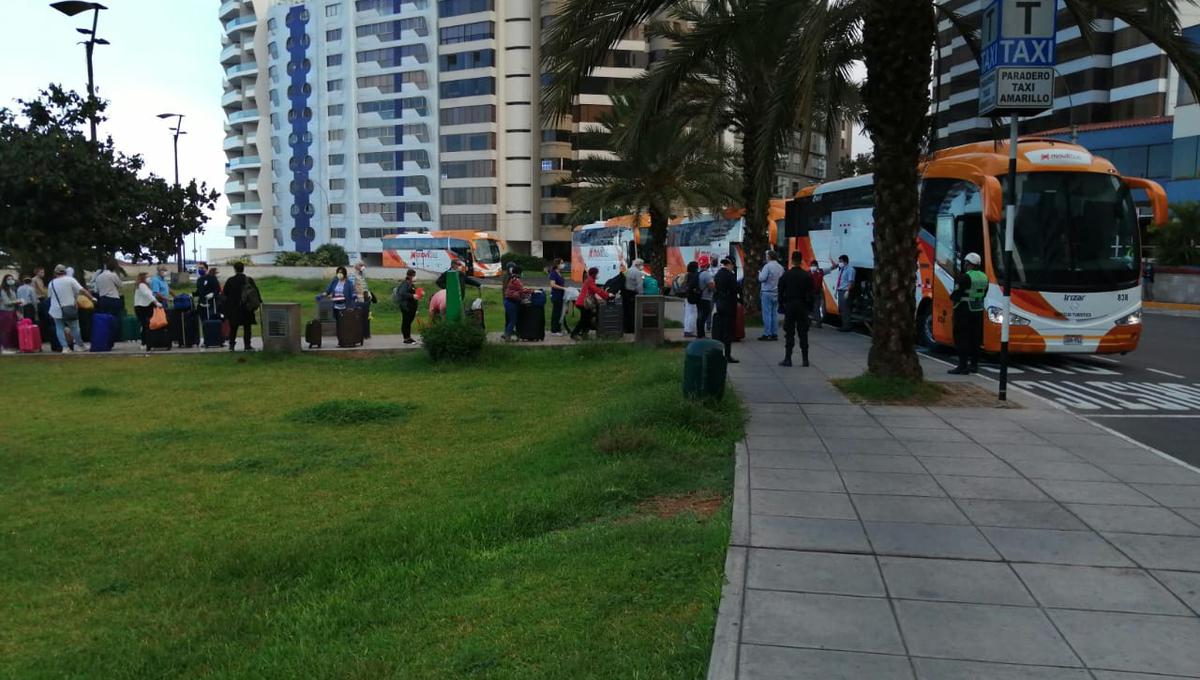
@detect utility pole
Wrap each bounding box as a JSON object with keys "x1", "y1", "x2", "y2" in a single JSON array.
[
  {"x1": 51, "y1": 2, "x2": 108, "y2": 142},
  {"x1": 158, "y1": 113, "x2": 188, "y2": 272}
]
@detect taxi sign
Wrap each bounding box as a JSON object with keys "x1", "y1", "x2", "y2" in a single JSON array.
[{"x1": 979, "y1": 0, "x2": 1058, "y2": 116}]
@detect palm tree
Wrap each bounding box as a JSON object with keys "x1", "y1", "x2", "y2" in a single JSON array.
[
  {"x1": 543, "y1": 0, "x2": 1200, "y2": 379},
  {"x1": 568, "y1": 92, "x2": 740, "y2": 282}
]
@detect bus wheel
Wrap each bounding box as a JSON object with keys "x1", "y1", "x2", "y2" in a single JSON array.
[{"x1": 916, "y1": 305, "x2": 937, "y2": 350}]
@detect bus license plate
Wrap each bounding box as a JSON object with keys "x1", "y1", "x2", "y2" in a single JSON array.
[{"x1": 1063, "y1": 335, "x2": 1083, "y2": 346}]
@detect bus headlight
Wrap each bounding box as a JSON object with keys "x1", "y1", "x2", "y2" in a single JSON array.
[
  {"x1": 1114, "y1": 311, "x2": 1142, "y2": 326},
  {"x1": 987, "y1": 306, "x2": 1031, "y2": 326}
]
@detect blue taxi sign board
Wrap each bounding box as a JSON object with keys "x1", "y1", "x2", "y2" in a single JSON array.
[{"x1": 979, "y1": 0, "x2": 1058, "y2": 115}]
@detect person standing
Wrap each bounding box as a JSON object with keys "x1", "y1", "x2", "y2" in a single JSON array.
[
  {"x1": 222, "y1": 262, "x2": 259, "y2": 352},
  {"x1": 150, "y1": 265, "x2": 172, "y2": 308},
  {"x1": 16, "y1": 277, "x2": 37, "y2": 323},
  {"x1": 757, "y1": 250, "x2": 785, "y2": 341},
  {"x1": 682, "y1": 261, "x2": 701, "y2": 337},
  {"x1": 571, "y1": 267, "x2": 612, "y2": 339},
  {"x1": 92, "y1": 261, "x2": 124, "y2": 318},
  {"x1": 352, "y1": 261, "x2": 374, "y2": 339},
  {"x1": 1142, "y1": 259, "x2": 1155, "y2": 302},
  {"x1": 712, "y1": 257, "x2": 741, "y2": 364},
  {"x1": 194, "y1": 262, "x2": 222, "y2": 321},
  {"x1": 778, "y1": 252, "x2": 816, "y2": 367},
  {"x1": 808, "y1": 260, "x2": 825, "y2": 329},
  {"x1": 621, "y1": 258, "x2": 645, "y2": 333},
  {"x1": 321, "y1": 266, "x2": 356, "y2": 323},
  {"x1": 833, "y1": 254, "x2": 856, "y2": 332},
  {"x1": 31, "y1": 266, "x2": 48, "y2": 304},
  {"x1": 501, "y1": 265, "x2": 534, "y2": 341},
  {"x1": 548, "y1": 258, "x2": 568, "y2": 336},
  {"x1": 0, "y1": 275, "x2": 20, "y2": 353},
  {"x1": 132, "y1": 272, "x2": 162, "y2": 349},
  {"x1": 697, "y1": 255, "x2": 716, "y2": 339},
  {"x1": 948, "y1": 252, "x2": 989, "y2": 374},
  {"x1": 47, "y1": 265, "x2": 94, "y2": 352},
  {"x1": 396, "y1": 269, "x2": 419, "y2": 344}
]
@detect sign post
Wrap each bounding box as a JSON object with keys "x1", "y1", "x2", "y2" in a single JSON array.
[{"x1": 978, "y1": 0, "x2": 1057, "y2": 402}]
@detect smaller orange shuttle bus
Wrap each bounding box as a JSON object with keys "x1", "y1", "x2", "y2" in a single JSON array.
[
  {"x1": 783, "y1": 139, "x2": 1167, "y2": 354},
  {"x1": 382, "y1": 229, "x2": 507, "y2": 278}
]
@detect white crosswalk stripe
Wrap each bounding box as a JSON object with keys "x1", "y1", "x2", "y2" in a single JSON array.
[{"x1": 1014, "y1": 380, "x2": 1200, "y2": 412}]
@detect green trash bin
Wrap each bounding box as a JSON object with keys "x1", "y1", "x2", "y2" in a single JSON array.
[{"x1": 683, "y1": 339, "x2": 727, "y2": 401}]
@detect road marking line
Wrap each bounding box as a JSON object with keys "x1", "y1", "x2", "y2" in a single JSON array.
[
  {"x1": 1147, "y1": 368, "x2": 1187, "y2": 379},
  {"x1": 1091, "y1": 356, "x2": 1122, "y2": 364},
  {"x1": 1090, "y1": 414, "x2": 1200, "y2": 418}
]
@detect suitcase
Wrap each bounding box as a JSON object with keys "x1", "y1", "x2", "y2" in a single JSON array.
[
  {"x1": 90, "y1": 313, "x2": 118, "y2": 352},
  {"x1": 173, "y1": 294, "x2": 193, "y2": 311},
  {"x1": 305, "y1": 319, "x2": 323, "y2": 348},
  {"x1": 358, "y1": 302, "x2": 371, "y2": 339},
  {"x1": 596, "y1": 301, "x2": 624, "y2": 340},
  {"x1": 121, "y1": 315, "x2": 142, "y2": 342},
  {"x1": 465, "y1": 307, "x2": 485, "y2": 331},
  {"x1": 39, "y1": 302, "x2": 62, "y2": 352},
  {"x1": 517, "y1": 303, "x2": 545, "y2": 341},
  {"x1": 336, "y1": 308, "x2": 364, "y2": 347},
  {"x1": 171, "y1": 309, "x2": 199, "y2": 347},
  {"x1": 202, "y1": 318, "x2": 225, "y2": 348},
  {"x1": 18, "y1": 318, "x2": 41, "y2": 353},
  {"x1": 735, "y1": 303, "x2": 746, "y2": 341},
  {"x1": 145, "y1": 327, "x2": 172, "y2": 351}
]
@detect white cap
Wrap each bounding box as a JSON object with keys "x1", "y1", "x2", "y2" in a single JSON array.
[{"x1": 964, "y1": 252, "x2": 982, "y2": 266}]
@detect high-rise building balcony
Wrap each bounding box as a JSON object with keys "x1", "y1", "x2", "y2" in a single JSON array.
[
  {"x1": 227, "y1": 108, "x2": 260, "y2": 127},
  {"x1": 227, "y1": 155, "x2": 262, "y2": 170},
  {"x1": 228, "y1": 201, "x2": 263, "y2": 215},
  {"x1": 219, "y1": 0, "x2": 241, "y2": 21},
  {"x1": 221, "y1": 89, "x2": 244, "y2": 107},
  {"x1": 223, "y1": 14, "x2": 255, "y2": 36},
  {"x1": 225, "y1": 62, "x2": 258, "y2": 81},
  {"x1": 223, "y1": 134, "x2": 246, "y2": 151}
]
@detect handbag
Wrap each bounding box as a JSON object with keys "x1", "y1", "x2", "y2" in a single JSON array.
[
  {"x1": 149, "y1": 306, "x2": 168, "y2": 330},
  {"x1": 76, "y1": 293, "x2": 94, "y2": 311},
  {"x1": 51, "y1": 283, "x2": 79, "y2": 322},
  {"x1": 583, "y1": 294, "x2": 599, "y2": 311}
]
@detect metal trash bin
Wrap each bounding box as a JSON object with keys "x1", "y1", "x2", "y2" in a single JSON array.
[
  {"x1": 634, "y1": 294, "x2": 665, "y2": 345},
  {"x1": 317, "y1": 297, "x2": 337, "y2": 336},
  {"x1": 683, "y1": 339, "x2": 727, "y2": 401},
  {"x1": 261, "y1": 303, "x2": 301, "y2": 353}
]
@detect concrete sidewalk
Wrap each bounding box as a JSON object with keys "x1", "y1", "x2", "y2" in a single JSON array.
[{"x1": 709, "y1": 328, "x2": 1200, "y2": 680}]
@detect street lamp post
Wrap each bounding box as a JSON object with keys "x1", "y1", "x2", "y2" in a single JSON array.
[
  {"x1": 158, "y1": 113, "x2": 188, "y2": 272},
  {"x1": 50, "y1": 1, "x2": 108, "y2": 142}
]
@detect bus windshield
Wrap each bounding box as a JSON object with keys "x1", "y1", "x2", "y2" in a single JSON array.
[
  {"x1": 473, "y1": 238, "x2": 501, "y2": 263},
  {"x1": 575, "y1": 227, "x2": 626, "y2": 246},
  {"x1": 668, "y1": 219, "x2": 734, "y2": 247},
  {"x1": 993, "y1": 172, "x2": 1139, "y2": 291}
]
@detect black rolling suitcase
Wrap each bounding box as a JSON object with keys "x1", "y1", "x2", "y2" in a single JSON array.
[
  {"x1": 358, "y1": 302, "x2": 372, "y2": 339},
  {"x1": 305, "y1": 319, "x2": 322, "y2": 348},
  {"x1": 336, "y1": 308, "x2": 364, "y2": 347},
  {"x1": 200, "y1": 298, "x2": 224, "y2": 348},
  {"x1": 596, "y1": 301, "x2": 624, "y2": 340},
  {"x1": 517, "y1": 303, "x2": 545, "y2": 341},
  {"x1": 145, "y1": 327, "x2": 172, "y2": 351},
  {"x1": 170, "y1": 309, "x2": 199, "y2": 348}
]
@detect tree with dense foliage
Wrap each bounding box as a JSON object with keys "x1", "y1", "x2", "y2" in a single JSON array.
[
  {"x1": 838, "y1": 152, "x2": 874, "y2": 179},
  {"x1": 568, "y1": 92, "x2": 739, "y2": 282},
  {"x1": 0, "y1": 86, "x2": 217, "y2": 273},
  {"x1": 1155, "y1": 202, "x2": 1200, "y2": 266},
  {"x1": 543, "y1": 0, "x2": 1200, "y2": 379}
]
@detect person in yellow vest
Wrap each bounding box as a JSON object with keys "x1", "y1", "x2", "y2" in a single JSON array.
[{"x1": 948, "y1": 252, "x2": 989, "y2": 375}]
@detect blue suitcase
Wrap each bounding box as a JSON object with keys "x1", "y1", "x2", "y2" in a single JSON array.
[
  {"x1": 202, "y1": 318, "x2": 225, "y2": 348},
  {"x1": 173, "y1": 294, "x2": 193, "y2": 311},
  {"x1": 90, "y1": 313, "x2": 118, "y2": 352}
]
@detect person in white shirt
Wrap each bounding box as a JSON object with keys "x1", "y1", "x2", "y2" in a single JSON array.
[
  {"x1": 757, "y1": 250, "x2": 785, "y2": 341},
  {"x1": 132, "y1": 272, "x2": 163, "y2": 349},
  {"x1": 833, "y1": 254, "x2": 856, "y2": 332},
  {"x1": 621, "y1": 258, "x2": 645, "y2": 333},
  {"x1": 47, "y1": 265, "x2": 96, "y2": 352},
  {"x1": 92, "y1": 261, "x2": 123, "y2": 317}
]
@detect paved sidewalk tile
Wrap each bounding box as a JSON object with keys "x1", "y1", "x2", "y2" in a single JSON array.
[
  {"x1": 746, "y1": 548, "x2": 885, "y2": 597},
  {"x1": 746, "y1": 435, "x2": 828, "y2": 452},
  {"x1": 982, "y1": 527, "x2": 1134, "y2": 567},
  {"x1": 1066, "y1": 504, "x2": 1200, "y2": 536},
  {"x1": 741, "y1": 590, "x2": 906, "y2": 654},
  {"x1": 879, "y1": 557, "x2": 1034, "y2": 605},
  {"x1": 815, "y1": 425, "x2": 895, "y2": 440},
  {"x1": 823, "y1": 438, "x2": 911, "y2": 455},
  {"x1": 834, "y1": 454, "x2": 927, "y2": 474},
  {"x1": 752, "y1": 490, "x2": 857, "y2": 520},
  {"x1": 852, "y1": 495, "x2": 971, "y2": 525},
  {"x1": 864, "y1": 522, "x2": 1000, "y2": 560},
  {"x1": 957, "y1": 499, "x2": 1087, "y2": 530},
  {"x1": 749, "y1": 515, "x2": 870, "y2": 552},
  {"x1": 1007, "y1": 460, "x2": 1117, "y2": 482},
  {"x1": 1153, "y1": 570, "x2": 1200, "y2": 612},
  {"x1": 1133, "y1": 483, "x2": 1200, "y2": 508},
  {"x1": 842, "y1": 472, "x2": 945, "y2": 497},
  {"x1": 1013, "y1": 564, "x2": 1191, "y2": 615},
  {"x1": 936, "y1": 475, "x2": 1049, "y2": 501},
  {"x1": 1096, "y1": 463, "x2": 1200, "y2": 485},
  {"x1": 911, "y1": 658, "x2": 1090, "y2": 680},
  {"x1": 918, "y1": 457, "x2": 1019, "y2": 478},
  {"x1": 749, "y1": 451, "x2": 836, "y2": 470},
  {"x1": 1032, "y1": 479, "x2": 1156, "y2": 506},
  {"x1": 904, "y1": 441, "x2": 995, "y2": 458},
  {"x1": 1049, "y1": 609, "x2": 1200, "y2": 677},
  {"x1": 986, "y1": 444, "x2": 1083, "y2": 463},
  {"x1": 739, "y1": 645, "x2": 914, "y2": 680},
  {"x1": 964, "y1": 429, "x2": 1054, "y2": 446},
  {"x1": 749, "y1": 468, "x2": 844, "y2": 492},
  {"x1": 1101, "y1": 533, "x2": 1200, "y2": 571},
  {"x1": 873, "y1": 415, "x2": 952, "y2": 430},
  {"x1": 895, "y1": 601, "x2": 1080, "y2": 666},
  {"x1": 889, "y1": 428, "x2": 971, "y2": 443}
]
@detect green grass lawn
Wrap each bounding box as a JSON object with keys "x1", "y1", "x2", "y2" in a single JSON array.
[{"x1": 0, "y1": 343, "x2": 741, "y2": 679}]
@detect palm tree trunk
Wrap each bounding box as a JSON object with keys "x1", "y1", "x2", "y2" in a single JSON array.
[
  {"x1": 740, "y1": 126, "x2": 769, "y2": 320},
  {"x1": 860, "y1": 0, "x2": 934, "y2": 380},
  {"x1": 648, "y1": 204, "x2": 669, "y2": 285}
]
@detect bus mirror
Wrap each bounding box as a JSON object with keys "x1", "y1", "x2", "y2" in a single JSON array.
[
  {"x1": 981, "y1": 176, "x2": 1004, "y2": 224},
  {"x1": 1122, "y1": 177, "x2": 1168, "y2": 227}
]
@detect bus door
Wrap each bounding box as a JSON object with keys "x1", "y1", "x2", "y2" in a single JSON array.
[{"x1": 929, "y1": 181, "x2": 984, "y2": 345}]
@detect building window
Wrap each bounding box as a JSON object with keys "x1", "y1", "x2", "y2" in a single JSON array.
[
  {"x1": 439, "y1": 49, "x2": 495, "y2": 72},
  {"x1": 328, "y1": 79, "x2": 343, "y2": 92},
  {"x1": 269, "y1": 65, "x2": 279, "y2": 81},
  {"x1": 325, "y1": 2, "x2": 340, "y2": 17},
  {"x1": 438, "y1": 0, "x2": 493, "y2": 18},
  {"x1": 330, "y1": 178, "x2": 346, "y2": 190},
  {"x1": 328, "y1": 104, "x2": 344, "y2": 116},
  {"x1": 441, "y1": 187, "x2": 497, "y2": 205},
  {"x1": 441, "y1": 213, "x2": 497, "y2": 230},
  {"x1": 440, "y1": 132, "x2": 496, "y2": 152},
  {"x1": 329, "y1": 203, "x2": 345, "y2": 214},
  {"x1": 326, "y1": 28, "x2": 342, "y2": 41},
  {"x1": 440, "y1": 104, "x2": 496, "y2": 125},
  {"x1": 439, "y1": 77, "x2": 495, "y2": 99},
  {"x1": 328, "y1": 129, "x2": 345, "y2": 141},
  {"x1": 329, "y1": 153, "x2": 345, "y2": 165},
  {"x1": 270, "y1": 113, "x2": 281, "y2": 128},
  {"x1": 327, "y1": 54, "x2": 343, "y2": 67},
  {"x1": 439, "y1": 21, "x2": 493, "y2": 45},
  {"x1": 441, "y1": 159, "x2": 496, "y2": 178},
  {"x1": 330, "y1": 228, "x2": 347, "y2": 239},
  {"x1": 268, "y1": 18, "x2": 277, "y2": 32}
]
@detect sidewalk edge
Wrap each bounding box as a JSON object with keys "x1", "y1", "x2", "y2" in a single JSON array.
[{"x1": 706, "y1": 439, "x2": 750, "y2": 680}]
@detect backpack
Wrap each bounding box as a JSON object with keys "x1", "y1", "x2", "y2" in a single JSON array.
[{"x1": 241, "y1": 277, "x2": 262, "y2": 312}]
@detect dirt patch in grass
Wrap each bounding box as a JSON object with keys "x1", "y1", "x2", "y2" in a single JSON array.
[
  {"x1": 286, "y1": 399, "x2": 410, "y2": 425},
  {"x1": 636, "y1": 492, "x2": 724, "y2": 520},
  {"x1": 595, "y1": 424, "x2": 657, "y2": 455},
  {"x1": 77, "y1": 386, "x2": 114, "y2": 398},
  {"x1": 833, "y1": 374, "x2": 1016, "y2": 408}
]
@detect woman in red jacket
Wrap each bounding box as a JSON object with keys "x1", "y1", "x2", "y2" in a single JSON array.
[
  {"x1": 502, "y1": 265, "x2": 534, "y2": 341},
  {"x1": 571, "y1": 267, "x2": 611, "y2": 340}
]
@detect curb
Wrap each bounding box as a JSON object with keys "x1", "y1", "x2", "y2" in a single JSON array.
[
  {"x1": 706, "y1": 440, "x2": 749, "y2": 680},
  {"x1": 1144, "y1": 301, "x2": 1200, "y2": 312}
]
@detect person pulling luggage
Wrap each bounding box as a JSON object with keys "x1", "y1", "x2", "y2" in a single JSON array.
[
  {"x1": 948, "y1": 252, "x2": 988, "y2": 375},
  {"x1": 501, "y1": 265, "x2": 535, "y2": 341},
  {"x1": 712, "y1": 257, "x2": 741, "y2": 364},
  {"x1": 778, "y1": 251, "x2": 816, "y2": 367}
]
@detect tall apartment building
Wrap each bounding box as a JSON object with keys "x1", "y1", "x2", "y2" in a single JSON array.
[{"x1": 933, "y1": 0, "x2": 1200, "y2": 149}]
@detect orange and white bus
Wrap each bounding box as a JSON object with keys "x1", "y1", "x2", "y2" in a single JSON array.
[
  {"x1": 382, "y1": 229, "x2": 507, "y2": 278},
  {"x1": 783, "y1": 139, "x2": 1167, "y2": 354}
]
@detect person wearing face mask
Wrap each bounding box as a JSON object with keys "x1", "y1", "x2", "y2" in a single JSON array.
[
  {"x1": 150, "y1": 265, "x2": 172, "y2": 308},
  {"x1": 16, "y1": 276, "x2": 37, "y2": 323},
  {"x1": 833, "y1": 254, "x2": 855, "y2": 332},
  {"x1": 0, "y1": 274, "x2": 20, "y2": 353},
  {"x1": 778, "y1": 251, "x2": 816, "y2": 367},
  {"x1": 808, "y1": 260, "x2": 825, "y2": 329},
  {"x1": 321, "y1": 266, "x2": 357, "y2": 322},
  {"x1": 193, "y1": 262, "x2": 222, "y2": 321},
  {"x1": 352, "y1": 261, "x2": 375, "y2": 339}
]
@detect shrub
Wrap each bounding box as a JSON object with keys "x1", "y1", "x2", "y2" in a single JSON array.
[
  {"x1": 287, "y1": 399, "x2": 409, "y2": 425},
  {"x1": 1154, "y1": 202, "x2": 1200, "y2": 266},
  {"x1": 423, "y1": 319, "x2": 486, "y2": 362},
  {"x1": 225, "y1": 256, "x2": 251, "y2": 267},
  {"x1": 312, "y1": 243, "x2": 350, "y2": 267},
  {"x1": 500, "y1": 251, "x2": 548, "y2": 273},
  {"x1": 274, "y1": 251, "x2": 308, "y2": 266}
]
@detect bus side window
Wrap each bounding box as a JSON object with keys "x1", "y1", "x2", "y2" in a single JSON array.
[{"x1": 957, "y1": 214, "x2": 984, "y2": 267}]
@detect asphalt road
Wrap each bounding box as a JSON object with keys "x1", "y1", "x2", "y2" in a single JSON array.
[{"x1": 926, "y1": 312, "x2": 1200, "y2": 468}]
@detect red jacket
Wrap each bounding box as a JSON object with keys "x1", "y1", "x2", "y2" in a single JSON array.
[
  {"x1": 504, "y1": 276, "x2": 531, "y2": 301},
  {"x1": 576, "y1": 276, "x2": 611, "y2": 309},
  {"x1": 809, "y1": 269, "x2": 825, "y2": 290}
]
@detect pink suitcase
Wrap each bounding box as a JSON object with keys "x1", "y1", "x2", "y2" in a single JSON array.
[{"x1": 18, "y1": 318, "x2": 41, "y2": 353}]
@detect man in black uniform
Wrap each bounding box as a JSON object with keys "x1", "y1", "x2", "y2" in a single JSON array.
[
  {"x1": 712, "y1": 257, "x2": 742, "y2": 364},
  {"x1": 778, "y1": 251, "x2": 816, "y2": 367}
]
